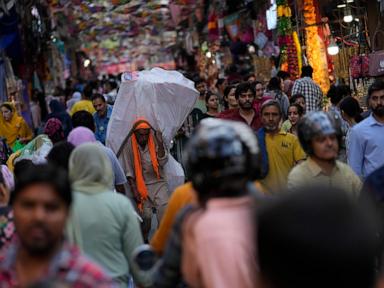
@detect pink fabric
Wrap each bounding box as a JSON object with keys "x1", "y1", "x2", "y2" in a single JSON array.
[
  {"x1": 1, "y1": 165, "x2": 14, "y2": 191},
  {"x1": 67, "y1": 127, "x2": 96, "y2": 147},
  {"x1": 182, "y1": 196, "x2": 258, "y2": 288}
]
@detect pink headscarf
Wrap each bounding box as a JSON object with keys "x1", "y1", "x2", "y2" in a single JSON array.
[
  {"x1": 67, "y1": 127, "x2": 96, "y2": 147},
  {"x1": 1, "y1": 165, "x2": 14, "y2": 191}
]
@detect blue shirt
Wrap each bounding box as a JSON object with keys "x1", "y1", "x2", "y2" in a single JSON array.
[
  {"x1": 93, "y1": 105, "x2": 112, "y2": 145},
  {"x1": 347, "y1": 114, "x2": 384, "y2": 178}
]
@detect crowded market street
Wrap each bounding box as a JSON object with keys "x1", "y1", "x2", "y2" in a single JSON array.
[{"x1": 0, "y1": 0, "x2": 384, "y2": 287}]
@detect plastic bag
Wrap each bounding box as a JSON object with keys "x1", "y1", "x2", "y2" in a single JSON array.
[
  {"x1": 107, "y1": 68, "x2": 198, "y2": 188},
  {"x1": 12, "y1": 139, "x2": 25, "y2": 152},
  {"x1": 164, "y1": 155, "x2": 185, "y2": 194},
  {"x1": 107, "y1": 68, "x2": 198, "y2": 152},
  {"x1": 15, "y1": 135, "x2": 52, "y2": 164}
]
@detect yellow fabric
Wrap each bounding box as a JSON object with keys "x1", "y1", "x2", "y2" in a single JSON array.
[
  {"x1": 151, "y1": 182, "x2": 197, "y2": 255},
  {"x1": 261, "y1": 131, "x2": 306, "y2": 193},
  {"x1": 6, "y1": 150, "x2": 22, "y2": 172},
  {"x1": 70, "y1": 100, "x2": 96, "y2": 116},
  {"x1": 0, "y1": 109, "x2": 33, "y2": 147},
  {"x1": 287, "y1": 158, "x2": 362, "y2": 198}
]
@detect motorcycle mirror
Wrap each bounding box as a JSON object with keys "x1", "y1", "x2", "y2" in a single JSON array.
[{"x1": 132, "y1": 244, "x2": 157, "y2": 271}]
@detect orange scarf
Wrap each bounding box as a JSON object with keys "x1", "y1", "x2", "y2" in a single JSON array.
[{"x1": 131, "y1": 119, "x2": 160, "y2": 211}]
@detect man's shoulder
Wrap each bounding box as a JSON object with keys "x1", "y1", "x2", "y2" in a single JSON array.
[
  {"x1": 335, "y1": 160, "x2": 358, "y2": 175},
  {"x1": 218, "y1": 109, "x2": 239, "y2": 119},
  {"x1": 289, "y1": 159, "x2": 309, "y2": 175},
  {"x1": 278, "y1": 131, "x2": 299, "y2": 143},
  {"x1": 351, "y1": 117, "x2": 372, "y2": 132}
]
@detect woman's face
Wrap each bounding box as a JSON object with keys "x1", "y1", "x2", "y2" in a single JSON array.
[
  {"x1": 288, "y1": 106, "x2": 300, "y2": 125},
  {"x1": 226, "y1": 88, "x2": 238, "y2": 108},
  {"x1": 295, "y1": 97, "x2": 306, "y2": 111},
  {"x1": 1, "y1": 107, "x2": 13, "y2": 122},
  {"x1": 207, "y1": 94, "x2": 219, "y2": 111}
]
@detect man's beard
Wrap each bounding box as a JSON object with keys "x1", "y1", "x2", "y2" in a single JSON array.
[
  {"x1": 239, "y1": 101, "x2": 252, "y2": 110},
  {"x1": 373, "y1": 105, "x2": 384, "y2": 117}
]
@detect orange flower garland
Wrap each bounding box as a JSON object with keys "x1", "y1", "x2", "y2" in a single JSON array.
[{"x1": 303, "y1": 0, "x2": 330, "y2": 93}]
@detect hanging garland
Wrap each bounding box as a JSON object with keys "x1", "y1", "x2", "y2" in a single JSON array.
[
  {"x1": 303, "y1": 0, "x2": 330, "y2": 93},
  {"x1": 276, "y1": 0, "x2": 300, "y2": 78}
]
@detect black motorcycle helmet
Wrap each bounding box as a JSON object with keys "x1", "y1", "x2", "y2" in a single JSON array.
[
  {"x1": 185, "y1": 118, "x2": 261, "y2": 204},
  {"x1": 297, "y1": 111, "x2": 342, "y2": 155}
]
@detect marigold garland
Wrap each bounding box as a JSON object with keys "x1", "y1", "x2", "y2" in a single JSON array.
[
  {"x1": 303, "y1": 0, "x2": 330, "y2": 93},
  {"x1": 293, "y1": 31, "x2": 302, "y2": 74}
]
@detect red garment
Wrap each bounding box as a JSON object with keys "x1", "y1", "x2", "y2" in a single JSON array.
[
  {"x1": 0, "y1": 239, "x2": 116, "y2": 287},
  {"x1": 218, "y1": 108, "x2": 261, "y2": 131},
  {"x1": 253, "y1": 96, "x2": 273, "y2": 115}
]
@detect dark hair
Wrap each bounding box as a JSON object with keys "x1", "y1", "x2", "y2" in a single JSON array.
[
  {"x1": 204, "y1": 91, "x2": 216, "y2": 104},
  {"x1": 11, "y1": 164, "x2": 72, "y2": 208},
  {"x1": 244, "y1": 74, "x2": 256, "y2": 82},
  {"x1": 109, "y1": 81, "x2": 118, "y2": 90},
  {"x1": 253, "y1": 81, "x2": 263, "y2": 87},
  {"x1": 224, "y1": 85, "x2": 236, "y2": 99},
  {"x1": 0, "y1": 103, "x2": 13, "y2": 112},
  {"x1": 47, "y1": 141, "x2": 75, "y2": 171},
  {"x1": 194, "y1": 78, "x2": 205, "y2": 86},
  {"x1": 288, "y1": 103, "x2": 304, "y2": 117},
  {"x1": 13, "y1": 159, "x2": 34, "y2": 181},
  {"x1": 216, "y1": 78, "x2": 226, "y2": 88},
  {"x1": 339, "y1": 96, "x2": 363, "y2": 123},
  {"x1": 83, "y1": 85, "x2": 93, "y2": 99},
  {"x1": 277, "y1": 71, "x2": 290, "y2": 80},
  {"x1": 71, "y1": 111, "x2": 95, "y2": 132},
  {"x1": 290, "y1": 94, "x2": 305, "y2": 105},
  {"x1": 327, "y1": 86, "x2": 344, "y2": 105},
  {"x1": 267, "y1": 77, "x2": 282, "y2": 91},
  {"x1": 91, "y1": 93, "x2": 106, "y2": 102},
  {"x1": 261, "y1": 99, "x2": 282, "y2": 115},
  {"x1": 338, "y1": 85, "x2": 351, "y2": 97},
  {"x1": 235, "y1": 82, "x2": 255, "y2": 99},
  {"x1": 368, "y1": 79, "x2": 384, "y2": 99},
  {"x1": 301, "y1": 65, "x2": 313, "y2": 78},
  {"x1": 257, "y1": 186, "x2": 379, "y2": 288}
]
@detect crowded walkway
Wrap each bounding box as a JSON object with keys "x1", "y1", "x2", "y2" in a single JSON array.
[
  {"x1": 0, "y1": 67, "x2": 383, "y2": 287},
  {"x1": 1, "y1": 0, "x2": 384, "y2": 287}
]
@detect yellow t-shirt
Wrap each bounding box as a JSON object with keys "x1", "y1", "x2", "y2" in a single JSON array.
[
  {"x1": 261, "y1": 131, "x2": 306, "y2": 193},
  {"x1": 70, "y1": 100, "x2": 96, "y2": 116}
]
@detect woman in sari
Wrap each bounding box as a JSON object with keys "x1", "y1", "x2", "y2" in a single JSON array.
[{"x1": 0, "y1": 103, "x2": 33, "y2": 148}]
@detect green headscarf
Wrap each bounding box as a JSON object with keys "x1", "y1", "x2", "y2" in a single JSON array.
[{"x1": 69, "y1": 143, "x2": 113, "y2": 194}]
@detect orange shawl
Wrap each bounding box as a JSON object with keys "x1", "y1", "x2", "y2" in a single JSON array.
[{"x1": 131, "y1": 119, "x2": 160, "y2": 211}]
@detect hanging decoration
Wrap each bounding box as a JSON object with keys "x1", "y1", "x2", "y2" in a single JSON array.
[
  {"x1": 303, "y1": 0, "x2": 330, "y2": 93},
  {"x1": 293, "y1": 31, "x2": 302, "y2": 74},
  {"x1": 276, "y1": 0, "x2": 300, "y2": 78}
]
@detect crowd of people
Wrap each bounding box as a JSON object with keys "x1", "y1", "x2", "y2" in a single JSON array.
[{"x1": 0, "y1": 65, "x2": 383, "y2": 287}]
